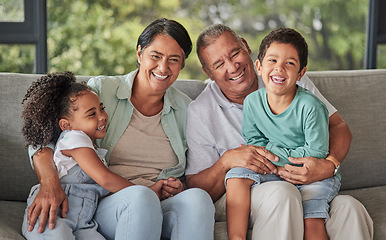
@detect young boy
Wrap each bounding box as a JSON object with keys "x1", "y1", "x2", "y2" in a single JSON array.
[{"x1": 225, "y1": 28, "x2": 341, "y2": 240}]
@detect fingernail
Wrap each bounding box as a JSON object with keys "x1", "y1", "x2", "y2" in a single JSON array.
[{"x1": 49, "y1": 223, "x2": 54, "y2": 229}]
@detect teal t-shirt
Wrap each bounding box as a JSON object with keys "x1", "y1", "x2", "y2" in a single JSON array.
[{"x1": 242, "y1": 86, "x2": 329, "y2": 167}]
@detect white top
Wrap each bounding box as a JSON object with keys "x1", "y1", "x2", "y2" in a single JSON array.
[{"x1": 54, "y1": 130, "x2": 108, "y2": 179}]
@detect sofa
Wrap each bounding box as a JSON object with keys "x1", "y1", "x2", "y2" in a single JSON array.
[{"x1": 0, "y1": 69, "x2": 385, "y2": 240}]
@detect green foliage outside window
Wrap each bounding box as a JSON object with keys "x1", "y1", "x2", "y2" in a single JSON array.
[{"x1": 0, "y1": 0, "x2": 384, "y2": 79}]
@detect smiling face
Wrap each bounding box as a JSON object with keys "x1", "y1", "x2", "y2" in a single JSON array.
[
  {"x1": 136, "y1": 34, "x2": 185, "y2": 95},
  {"x1": 60, "y1": 91, "x2": 108, "y2": 141},
  {"x1": 256, "y1": 42, "x2": 306, "y2": 99},
  {"x1": 199, "y1": 31, "x2": 258, "y2": 104}
]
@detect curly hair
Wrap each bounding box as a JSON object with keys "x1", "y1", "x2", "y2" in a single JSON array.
[{"x1": 21, "y1": 71, "x2": 91, "y2": 149}]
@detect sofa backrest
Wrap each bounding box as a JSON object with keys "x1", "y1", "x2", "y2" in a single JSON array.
[
  {"x1": 307, "y1": 69, "x2": 386, "y2": 191},
  {"x1": 1, "y1": 69, "x2": 385, "y2": 201},
  {"x1": 0, "y1": 73, "x2": 206, "y2": 201}
]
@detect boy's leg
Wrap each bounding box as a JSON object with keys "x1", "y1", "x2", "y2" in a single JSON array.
[
  {"x1": 224, "y1": 167, "x2": 263, "y2": 240},
  {"x1": 298, "y1": 177, "x2": 340, "y2": 240},
  {"x1": 304, "y1": 218, "x2": 328, "y2": 240},
  {"x1": 226, "y1": 177, "x2": 254, "y2": 240}
]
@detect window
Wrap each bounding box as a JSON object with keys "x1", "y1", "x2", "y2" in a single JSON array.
[{"x1": 0, "y1": 0, "x2": 47, "y2": 73}]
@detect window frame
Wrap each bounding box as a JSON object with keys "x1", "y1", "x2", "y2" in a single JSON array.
[{"x1": 0, "y1": 0, "x2": 47, "y2": 73}]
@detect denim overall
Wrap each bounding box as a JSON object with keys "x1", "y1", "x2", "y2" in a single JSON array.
[{"x1": 22, "y1": 160, "x2": 109, "y2": 240}]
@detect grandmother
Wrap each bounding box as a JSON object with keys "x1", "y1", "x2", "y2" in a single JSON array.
[{"x1": 26, "y1": 18, "x2": 215, "y2": 240}]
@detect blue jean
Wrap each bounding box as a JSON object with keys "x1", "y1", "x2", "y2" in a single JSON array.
[
  {"x1": 95, "y1": 186, "x2": 215, "y2": 240},
  {"x1": 22, "y1": 165, "x2": 109, "y2": 240},
  {"x1": 225, "y1": 167, "x2": 341, "y2": 220}
]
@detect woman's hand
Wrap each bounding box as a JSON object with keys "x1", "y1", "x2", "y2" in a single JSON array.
[
  {"x1": 149, "y1": 180, "x2": 166, "y2": 200},
  {"x1": 161, "y1": 177, "x2": 184, "y2": 200},
  {"x1": 28, "y1": 147, "x2": 68, "y2": 233},
  {"x1": 27, "y1": 181, "x2": 68, "y2": 233}
]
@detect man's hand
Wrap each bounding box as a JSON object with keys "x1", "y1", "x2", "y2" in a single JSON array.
[
  {"x1": 277, "y1": 156, "x2": 335, "y2": 185},
  {"x1": 161, "y1": 177, "x2": 184, "y2": 199},
  {"x1": 27, "y1": 182, "x2": 68, "y2": 233},
  {"x1": 222, "y1": 144, "x2": 279, "y2": 175}
]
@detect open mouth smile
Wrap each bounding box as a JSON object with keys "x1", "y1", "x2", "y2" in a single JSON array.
[
  {"x1": 230, "y1": 70, "x2": 245, "y2": 81},
  {"x1": 270, "y1": 75, "x2": 286, "y2": 84},
  {"x1": 97, "y1": 125, "x2": 106, "y2": 131},
  {"x1": 153, "y1": 72, "x2": 169, "y2": 80}
]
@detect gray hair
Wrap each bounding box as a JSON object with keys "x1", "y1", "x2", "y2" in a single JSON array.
[{"x1": 196, "y1": 24, "x2": 243, "y2": 68}]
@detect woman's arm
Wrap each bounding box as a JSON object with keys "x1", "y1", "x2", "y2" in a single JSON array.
[{"x1": 27, "y1": 148, "x2": 68, "y2": 233}]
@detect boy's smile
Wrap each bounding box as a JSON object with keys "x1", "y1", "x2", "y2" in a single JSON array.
[{"x1": 256, "y1": 42, "x2": 306, "y2": 98}]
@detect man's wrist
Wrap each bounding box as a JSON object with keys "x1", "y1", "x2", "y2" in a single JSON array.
[
  {"x1": 326, "y1": 156, "x2": 341, "y2": 176},
  {"x1": 326, "y1": 156, "x2": 340, "y2": 167}
]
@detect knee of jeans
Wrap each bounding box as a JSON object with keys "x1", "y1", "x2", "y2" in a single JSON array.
[
  {"x1": 181, "y1": 188, "x2": 215, "y2": 216},
  {"x1": 118, "y1": 185, "x2": 160, "y2": 208}
]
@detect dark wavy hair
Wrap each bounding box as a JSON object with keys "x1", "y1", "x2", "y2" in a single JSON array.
[
  {"x1": 257, "y1": 27, "x2": 308, "y2": 72},
  {"x1": 21, "y1": 71, "x2": 91, "y2": 149},
  {"x1": 136, "y1": 18, "x2": 192, "y2": 68}
]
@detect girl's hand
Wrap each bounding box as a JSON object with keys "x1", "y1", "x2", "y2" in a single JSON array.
[{"x1": 161, "y1": 177, "x2": 184, "y2": 200}]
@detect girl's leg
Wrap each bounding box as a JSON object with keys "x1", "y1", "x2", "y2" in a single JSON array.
[
  {"x1": 22, "y1": 214, "x2": 75, "y2": 240},
  {"x1": 161, "y1": 188, "x2": 215, "y2": 240},
  {"x1": 226, "y1": 178, "x2": 254, "y2": 240},
  {"x1": 94, "y1": 185, "x2": 163, "y2": 240}
]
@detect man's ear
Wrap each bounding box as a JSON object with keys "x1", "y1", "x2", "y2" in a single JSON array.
[
  {"x1": 202, "y1": 65, "x2": 214, "y2": 80},
  {"x1": 241, "y1": 38, "x2": 252, "y2": 54},
  {"x1": 298, "y1": 67, "x2": 307, "y2": 81},
  {"x1": 255, "y1": 60, "x2": 262, "y2": 75},
  {"x1": 59, "y1": 118, "x2": 71, "y2": 131}
]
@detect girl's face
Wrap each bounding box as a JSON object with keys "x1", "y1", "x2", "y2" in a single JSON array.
[
  {"x1": 136, "y1": 34, "x2": 185, "y2": 95},
  {"x1": 61, "y1": 91, "x2": 108, "y2": 141}
]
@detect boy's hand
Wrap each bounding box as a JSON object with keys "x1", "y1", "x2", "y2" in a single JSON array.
[{"x1": 161, "y1": 177, "x2": 184, "y2": 200}]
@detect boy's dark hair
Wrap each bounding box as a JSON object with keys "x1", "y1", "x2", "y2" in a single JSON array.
[
  {"x1": 257, "y1": 28, "x2": 308, "y2": 71},
  {"x1": 136, "y1": 18, "x2": 192, "y2": 68},
  {"x1": 21, "y1": 71, "x2": 91, "y2": 149}
]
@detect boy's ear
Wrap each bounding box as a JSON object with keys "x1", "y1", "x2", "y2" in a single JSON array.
[
  {"x1": 59, "y1": 118, "x2": 71, "y2": 131},
  {"x1": 255, "y1": 60, "x2": 262, "y2": 75},
  {"x1": 297, "y1": 67, "x2": 307, "y2": 81}
]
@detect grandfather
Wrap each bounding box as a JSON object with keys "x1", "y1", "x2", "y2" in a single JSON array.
[{"x1": 185, "y1": 24, "x2": 373, "y2": 240}]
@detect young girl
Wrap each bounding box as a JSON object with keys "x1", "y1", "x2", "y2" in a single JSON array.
[{"x1": 21, "y1": 72, "x2": 134, "y2": 239}]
